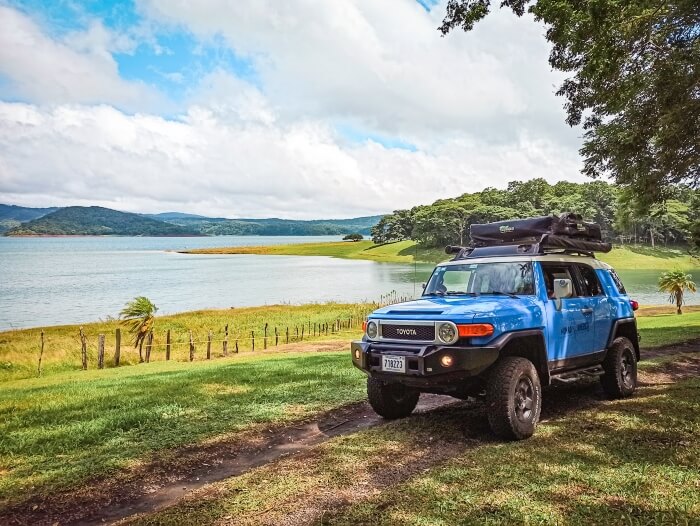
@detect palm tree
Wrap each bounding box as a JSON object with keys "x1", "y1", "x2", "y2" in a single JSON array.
[
  {"x1": 658, "y1": 270, "x2": 697, "y2": 315},
  {"x1": 120, "y1": 296, "x2": 158, "y2": 362}
]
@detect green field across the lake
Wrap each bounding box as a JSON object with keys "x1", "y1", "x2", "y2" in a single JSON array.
[{"x1": 183, "y1": 241, "x2": 700, "y2": 269}]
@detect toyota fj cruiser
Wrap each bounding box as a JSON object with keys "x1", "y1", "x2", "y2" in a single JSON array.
[{"x1": 351, "y1": 214, "x2": 639, "y2": 440}]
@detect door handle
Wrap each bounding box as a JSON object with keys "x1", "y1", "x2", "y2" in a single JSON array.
[{"x1": 581, "y1": 307, "x2": 593, "y2": 315}]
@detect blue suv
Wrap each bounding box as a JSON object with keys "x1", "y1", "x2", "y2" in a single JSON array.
[{"x1": 351, "y1": 215, "x2": 639, "y2": 440}]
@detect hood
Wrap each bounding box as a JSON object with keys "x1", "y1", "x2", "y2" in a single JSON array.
[{"x1": 370, "y1": 295, "x2": 543, "y2": 327}]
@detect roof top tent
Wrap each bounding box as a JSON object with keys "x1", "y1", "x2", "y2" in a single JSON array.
[{"x1": 446, "y1": 213, "x2": 612, "y2": 260}]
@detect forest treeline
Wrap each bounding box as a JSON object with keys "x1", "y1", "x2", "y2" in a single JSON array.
[{"x1": 371, "y1": 179, "x2": 700, "y2": 249}]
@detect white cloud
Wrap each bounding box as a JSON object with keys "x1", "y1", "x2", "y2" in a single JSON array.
[
  {"x1": 0, "y1": 101, "x2": 584, "y2": 219},
  {"x1": 0, "y1": 1, "x2": 587, "y2": 218},
  {"x1": 138, "y1": 0, "x2": 577, "y2": 145},
  {"x1": 0, "y1": 6, "x2": 160, "y2": 110}
]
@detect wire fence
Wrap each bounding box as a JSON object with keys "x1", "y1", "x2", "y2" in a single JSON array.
[{"x1": 34, "y1": 291, "x2": 416, "y2": 375}]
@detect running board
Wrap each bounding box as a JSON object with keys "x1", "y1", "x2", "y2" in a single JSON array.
[{"x1": 550, "y1": 365, "x2": 604, "y2": 384}]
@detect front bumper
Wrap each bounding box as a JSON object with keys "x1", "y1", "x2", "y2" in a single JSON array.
[{"x1": 351, "y1": 339, "x2": 500, "y2": 387}]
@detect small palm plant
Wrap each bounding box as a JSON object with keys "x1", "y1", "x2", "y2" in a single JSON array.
[
  {"x1": 658, "y1": 269, "x2": 697, "y2": 315},
  {"x1": 120, "y1": 296, "x2": 158, "y2": 362}
]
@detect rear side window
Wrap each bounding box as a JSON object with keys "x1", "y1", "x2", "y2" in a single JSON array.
[
  {"x1": 540, "y1": 263, "x2": 580, "y2": 298},
  {"x1": 609, "y1": 270, "x2": 627, "y2": 294},
  {"x1": 577, "y1": 265, "x2": 603, "y2": 296}
]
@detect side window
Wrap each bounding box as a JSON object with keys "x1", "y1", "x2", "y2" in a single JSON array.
[
  {"x1": 609, "y1": 270, "x2": 627, "y2": 294},
  {"x1": 577, "y1": 265, "x2": 603, "y2": 296},
  {"x1": 540, "y1": 263, "x2": 579, "y2": 298}
]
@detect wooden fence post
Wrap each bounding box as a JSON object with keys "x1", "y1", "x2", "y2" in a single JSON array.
[
  {"x1": 301, "y1": 325, "x2": 304, "y2": 341},
  {"x1": 80, "y1": 327, "x2": 88, "y2": 370},
  {"x1": 189, "y1": 330, "x2": 195, "y2": 361},
  {"x1": 235, "y1": 338, "x2": 239, "y2": 353},
  {"x1": 264, "y1": 323, "x2": 268, "y2": 350},
  {"x1": 286, "y1": 327, "x2": 289, "y2": 344},
  {"x1": 165, "y1": 329, "x2": 171, "y2": 361},
  {"x1": 251, "y1": 331, "x2": 255, "y2": 351},
  {"x1": 145, "y1": 331, "x2": 153, "y2": 363},
  {"x1": 295, "y1": 326, "x2": 299, "y2": 341},
  {"x1": 38, "y1": 330, "x2": 45, "y2": 376},
  {"x1": 275, "y1": 327, "x2": 279, "y2": 346},
  {"x1": 114, "y1": 328, "x2": 121, "y2": 366},
  {"x1": 223, "y1": 324, "x2": 229, "y2": 357},
  {"x1": 97, "y1": 334, "x2": 105, "y2": 369},
  {"x1": 207, "y1": 330, "x2": 212, "y2": 360}
]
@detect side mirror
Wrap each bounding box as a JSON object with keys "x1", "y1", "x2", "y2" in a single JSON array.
[{"x1": 553, "y1": 278, "x2": 573, "y2": 310}]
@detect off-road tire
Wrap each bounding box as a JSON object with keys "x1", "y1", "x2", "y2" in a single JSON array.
[
  {"x1": 486, "y1": 357, "x2": 542, "y2": 440},
  {"x1": 601, "y1": 337, "x2": 637, "y2": 399},
  {"x1": 367, "y1": 378, "x2": 419, "y2": 419}
]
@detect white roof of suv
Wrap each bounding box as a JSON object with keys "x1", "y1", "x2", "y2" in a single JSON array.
[{"x1": 439, "y1": 254, "x2": 613, "y2": 270}]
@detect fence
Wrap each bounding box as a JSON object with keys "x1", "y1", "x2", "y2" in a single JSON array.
[{"x1": 30, "y1": 292, "x2": 415, "y2": 375}]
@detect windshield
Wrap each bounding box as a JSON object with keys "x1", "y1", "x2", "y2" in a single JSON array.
[{"x1": 423, "y1": 261, "x2": 535, "y2": 296}]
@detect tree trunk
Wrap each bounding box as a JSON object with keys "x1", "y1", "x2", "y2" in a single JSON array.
[
  {"x1": 138, "y1": 339, "x2": 144, "y2": 362},
  {"x1": 676, "y1": 292, "x2": 683, "y2": 315}
]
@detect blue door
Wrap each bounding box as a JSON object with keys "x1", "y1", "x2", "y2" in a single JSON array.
[
  {"x1": 576, "y1": 264, "x2": 614, "y2": 352},
  {"x1": 540, "y1": 263, "x2": 597, "y2": 362}
]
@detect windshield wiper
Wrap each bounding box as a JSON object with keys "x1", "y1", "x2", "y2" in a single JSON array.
[
  {"x1": 423, "y1": 291, "x2": 445, "y2": 297},
  {"x1": 486, "y1": 291, "x2": 520, "y2": 299},
  {"x1": 445, "y1": 291, "x2": 480, "y2": 296}
]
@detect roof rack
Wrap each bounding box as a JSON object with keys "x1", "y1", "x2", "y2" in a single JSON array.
[{"x1": 445, "y1": 233, "x2": 611, "y2": 261}]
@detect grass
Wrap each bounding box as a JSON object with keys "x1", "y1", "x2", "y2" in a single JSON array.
[
  {"x1": 128, "y1": 357, "x2": 700, "y2": 526},
  {"x1": 0, "y1": 351, "x2": 367, "y2": 509},
  {"x1": 183, "y1": 241, "x2": 700, "y2": 269},
  {"x1": 0, "y1": 302, "x2": 374, "y2": 382},
  {"x1": 636, "y1": 309, "x2": 700, "y2": 348},
  {"x1": 2, "y1": 304, "x2": 700, "y2": 512},
  {"x1": 182, "y1": 240, "x2": 449, "y2": 264}
]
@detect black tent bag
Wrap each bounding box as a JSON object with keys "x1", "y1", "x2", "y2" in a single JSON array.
[{"x1": 470, "y1": 213, "x2": 606, "y2": 250}]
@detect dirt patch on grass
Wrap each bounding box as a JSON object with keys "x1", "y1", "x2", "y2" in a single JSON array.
[{"x1": 641, "y1": 338, "x2": 700, "y2": 359}]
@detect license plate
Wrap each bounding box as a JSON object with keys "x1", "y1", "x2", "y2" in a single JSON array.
[{"x1": 382, "y1": 355, "x2": 405, "y2": 373}]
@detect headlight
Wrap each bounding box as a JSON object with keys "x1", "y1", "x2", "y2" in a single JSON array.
[
  {"x1": 437, "y1": 322, "x2": 458, "y2": 344},
  {"x1": 366, "y1": 321, "x2": 378, "y2": 339}
]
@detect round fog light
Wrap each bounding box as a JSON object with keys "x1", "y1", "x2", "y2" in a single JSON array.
[
  {"x1": 354, "y1": 349, "x2": 360, "y2": 360},
  {"x1": 440, "y1": 354, "x2": 454, "y2": 368}
]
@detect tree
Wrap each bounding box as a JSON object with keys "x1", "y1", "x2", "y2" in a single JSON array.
[
  {"x1": 120, "y1": 296, "x2": 158, "y2": 362},
  {"x1": 658, "y1": 269, "x2": 697, "y2": 314},
  {"x1": 343, "y1": 233, "x2": 364, "y2": 241},
  {"x1": 440, "y1": 1, "x2": 700, "y2": 209}
]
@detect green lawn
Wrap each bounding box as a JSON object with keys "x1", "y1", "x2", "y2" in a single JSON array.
[
  {"x1": 637, "y1": 310, "x2": 700, "y2": 347},
  {"x1": 184, "y1": 241, "x2": 700, "y2": 270},
  {"x1": 129, "y1": 356, "x2": 700, "y2": 526},
  {"x1": 2, "y1": 306, "x2": 699, "y2": 513},
  {"x1": 0, "y1": 351, "x2": 366, "y2": 509}
]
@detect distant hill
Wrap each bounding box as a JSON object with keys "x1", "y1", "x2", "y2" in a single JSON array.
[
  {"x1": 143, "y1": 212, "x2": 213, "y2": 221},
  {"x1": 0, "y1": 203, "x2": 383, "y2": 236},
  {"x1": 0, "y1": 204, "x2": 59, "y2": 233},
  {"x1": 5, "y1": 207, "x2": 200, "y2": 236},
  {"x1": 163, "y1": 215, "x2": 383, "y2": 236}
]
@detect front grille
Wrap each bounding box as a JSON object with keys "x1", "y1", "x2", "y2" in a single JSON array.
[{"x1": 381, "y1": 324, "x2": 434, "y2": 341}]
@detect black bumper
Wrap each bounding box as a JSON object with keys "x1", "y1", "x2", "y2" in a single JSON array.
[{"x1": 351, "y1": 338, "x2": 502, "y2": 388}]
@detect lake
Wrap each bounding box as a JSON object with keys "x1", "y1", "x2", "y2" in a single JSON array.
[{"x1": 0, "y1": 236, "x2": 697, "y2": 330}]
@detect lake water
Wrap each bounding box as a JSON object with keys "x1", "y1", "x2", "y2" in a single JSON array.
[{"x1": 0, "y1": 236, "x2": 697, "y2": 330}]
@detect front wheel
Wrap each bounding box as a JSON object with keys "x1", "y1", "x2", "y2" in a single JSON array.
[
  {"x1": 601, "y1": 337, "x2": 637, "y2": 399},
  {"x1": 486, "y1": 357, "x2": 542, "y2": 440},
  {"x1": 367, "y1": 378, "x2": 419, "y2": 419}
]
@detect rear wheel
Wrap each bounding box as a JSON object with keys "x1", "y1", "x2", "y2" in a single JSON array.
[
  {"x1": 486, "y1": 357, "x2": 542, "y2": 440},
  {"x1": 367, "y1": 377, "x2": 419, "y2": 419},
  {"x1": 601, "y1": 337, "x2": 637, "y2": 399}
]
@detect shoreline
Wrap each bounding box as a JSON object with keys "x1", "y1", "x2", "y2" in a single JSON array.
[{"x1": 180, "y1": 240, "x2": 700, "y2": 269}]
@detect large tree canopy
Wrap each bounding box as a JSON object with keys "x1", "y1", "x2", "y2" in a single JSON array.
[{"x1": 440, "y1": 0, "x2": 700, "y2": 207}]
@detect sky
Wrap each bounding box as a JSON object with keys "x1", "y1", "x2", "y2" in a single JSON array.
[{"x1": 0, "y1": 0, "x2": 586, "y2": 219}]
